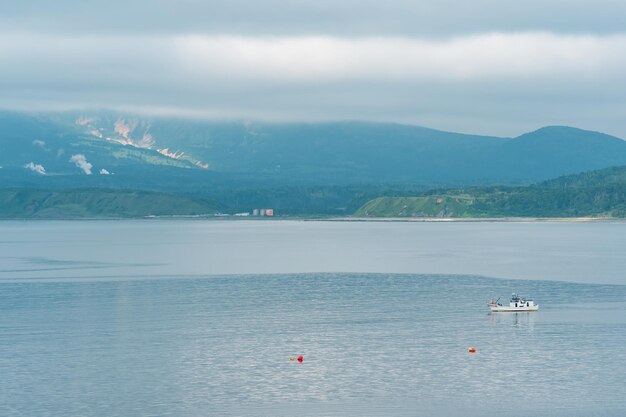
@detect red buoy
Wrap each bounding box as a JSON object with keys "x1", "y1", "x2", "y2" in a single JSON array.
[
  {"x1": 297, "y1": 355, "x2": 303, "y2": 363},
  {"x1": 468, "y1": 347, "x2": 476, "y2": 353}
]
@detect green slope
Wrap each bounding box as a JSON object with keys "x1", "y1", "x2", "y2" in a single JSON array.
[
  {"x1": 355, "y1": 166, "x2": 626, "y2": 218},
  {"x1": 0, "y1": 188, "x2": 220, "y2": 219},
  {"x1": 356, "y1": 195, "x2": 479, "y2": 218}
]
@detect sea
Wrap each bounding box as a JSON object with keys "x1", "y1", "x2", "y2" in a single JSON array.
[{"x1": 1, "y1": 220, "x2": 625, "y2": 416}]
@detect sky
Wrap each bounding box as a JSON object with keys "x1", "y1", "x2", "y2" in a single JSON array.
[{"x1": 1, "y1": 0, "x2": 626, "y2": 137}]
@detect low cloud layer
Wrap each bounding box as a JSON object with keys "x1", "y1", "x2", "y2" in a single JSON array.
[
  {"x1": 1, "y1": 32, "x2": 625, "y2": 136},
  {"x1": 69, "y1": 154, "x2": 93, "y2": 175}
]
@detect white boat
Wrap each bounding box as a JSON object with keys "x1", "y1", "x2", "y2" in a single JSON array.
[{"x1": 488, "y1": 293, "x2": 538, "y2": 312}]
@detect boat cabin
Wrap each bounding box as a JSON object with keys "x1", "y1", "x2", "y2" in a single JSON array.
[{"x1": 510, "y1": 293, "x2": 535, "y2": 308}]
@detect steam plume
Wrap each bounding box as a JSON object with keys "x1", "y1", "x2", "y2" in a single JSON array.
[
  {"x1": 24, "y1": 162, "x2": 46, "y2": 175},
  {"x1": 69, "y1": 154, "x2": 93, "y2": 175}
]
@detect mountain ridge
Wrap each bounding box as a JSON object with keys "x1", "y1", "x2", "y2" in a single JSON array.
[
  {"x1": 3, "y1": 111, "x2": 625, "y2": 183},
  {"x1": 3, "y1": 111, "x2": 626, "y2": 214}
]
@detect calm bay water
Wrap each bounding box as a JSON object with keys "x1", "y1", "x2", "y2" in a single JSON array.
[{"x1": 1, "y1": 220, "x2": 625, "y2": 416}]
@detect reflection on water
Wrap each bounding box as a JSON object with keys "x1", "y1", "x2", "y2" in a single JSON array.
[
  {"x1": 490, "y1": 311, "x2": 536, "y2": 332},
  {"x1": 0, "y1": 272, "x2": 625, "y2": 417}
]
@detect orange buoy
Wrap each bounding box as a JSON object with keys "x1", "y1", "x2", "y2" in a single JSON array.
[
  {"x1": 297, "y1": 355, "x2": 303, "y2": 363},
  {"x1": 468, "y1": 347, "x2": 476, "y2": 353},
  {"x1": 289, "y1": 357, "x2": 295, "y2": 361}
]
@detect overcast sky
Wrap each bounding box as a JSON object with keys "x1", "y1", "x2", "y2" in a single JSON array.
[{"x1": 1, "y1": 0, "x2": 626, "y2": 137}]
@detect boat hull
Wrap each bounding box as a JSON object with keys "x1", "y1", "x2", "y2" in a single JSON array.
[{"x1": 490, "y1": 305, "x2": 539, "y2": 312}]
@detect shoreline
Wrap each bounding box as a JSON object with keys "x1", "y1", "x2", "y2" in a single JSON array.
[
  {"x1": 324, "y1": 216, "x2": 624, "y2": 223},
  {"x1": 1, "y1": 215, "x2": 624, "y2": 223}
]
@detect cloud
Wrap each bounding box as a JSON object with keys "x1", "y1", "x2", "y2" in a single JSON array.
[
  {"x1": 1, "y1": 1, "x2": 626, "y2": 138},
  {"x1": 24, "y1": 162, "x2": 46, "y2": 175},
  {"x1": 175, "y1": 33, "x2": 626, "y2": 81},
  {"x1": 4, "y1": 32, "x2": 618, "y2": 85},
  {"x1": 2, "y1": 1, "x2": 626, "y2": 37},
  {"x1": 1, "y1": 31, "x2": 626, "y2": 136},
  {"x1": 99, "y1": 168, "x2": 110, "y2": 175},
  {"x1": 69, "y1": 154, "x2": 93, "y2": 175}
]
